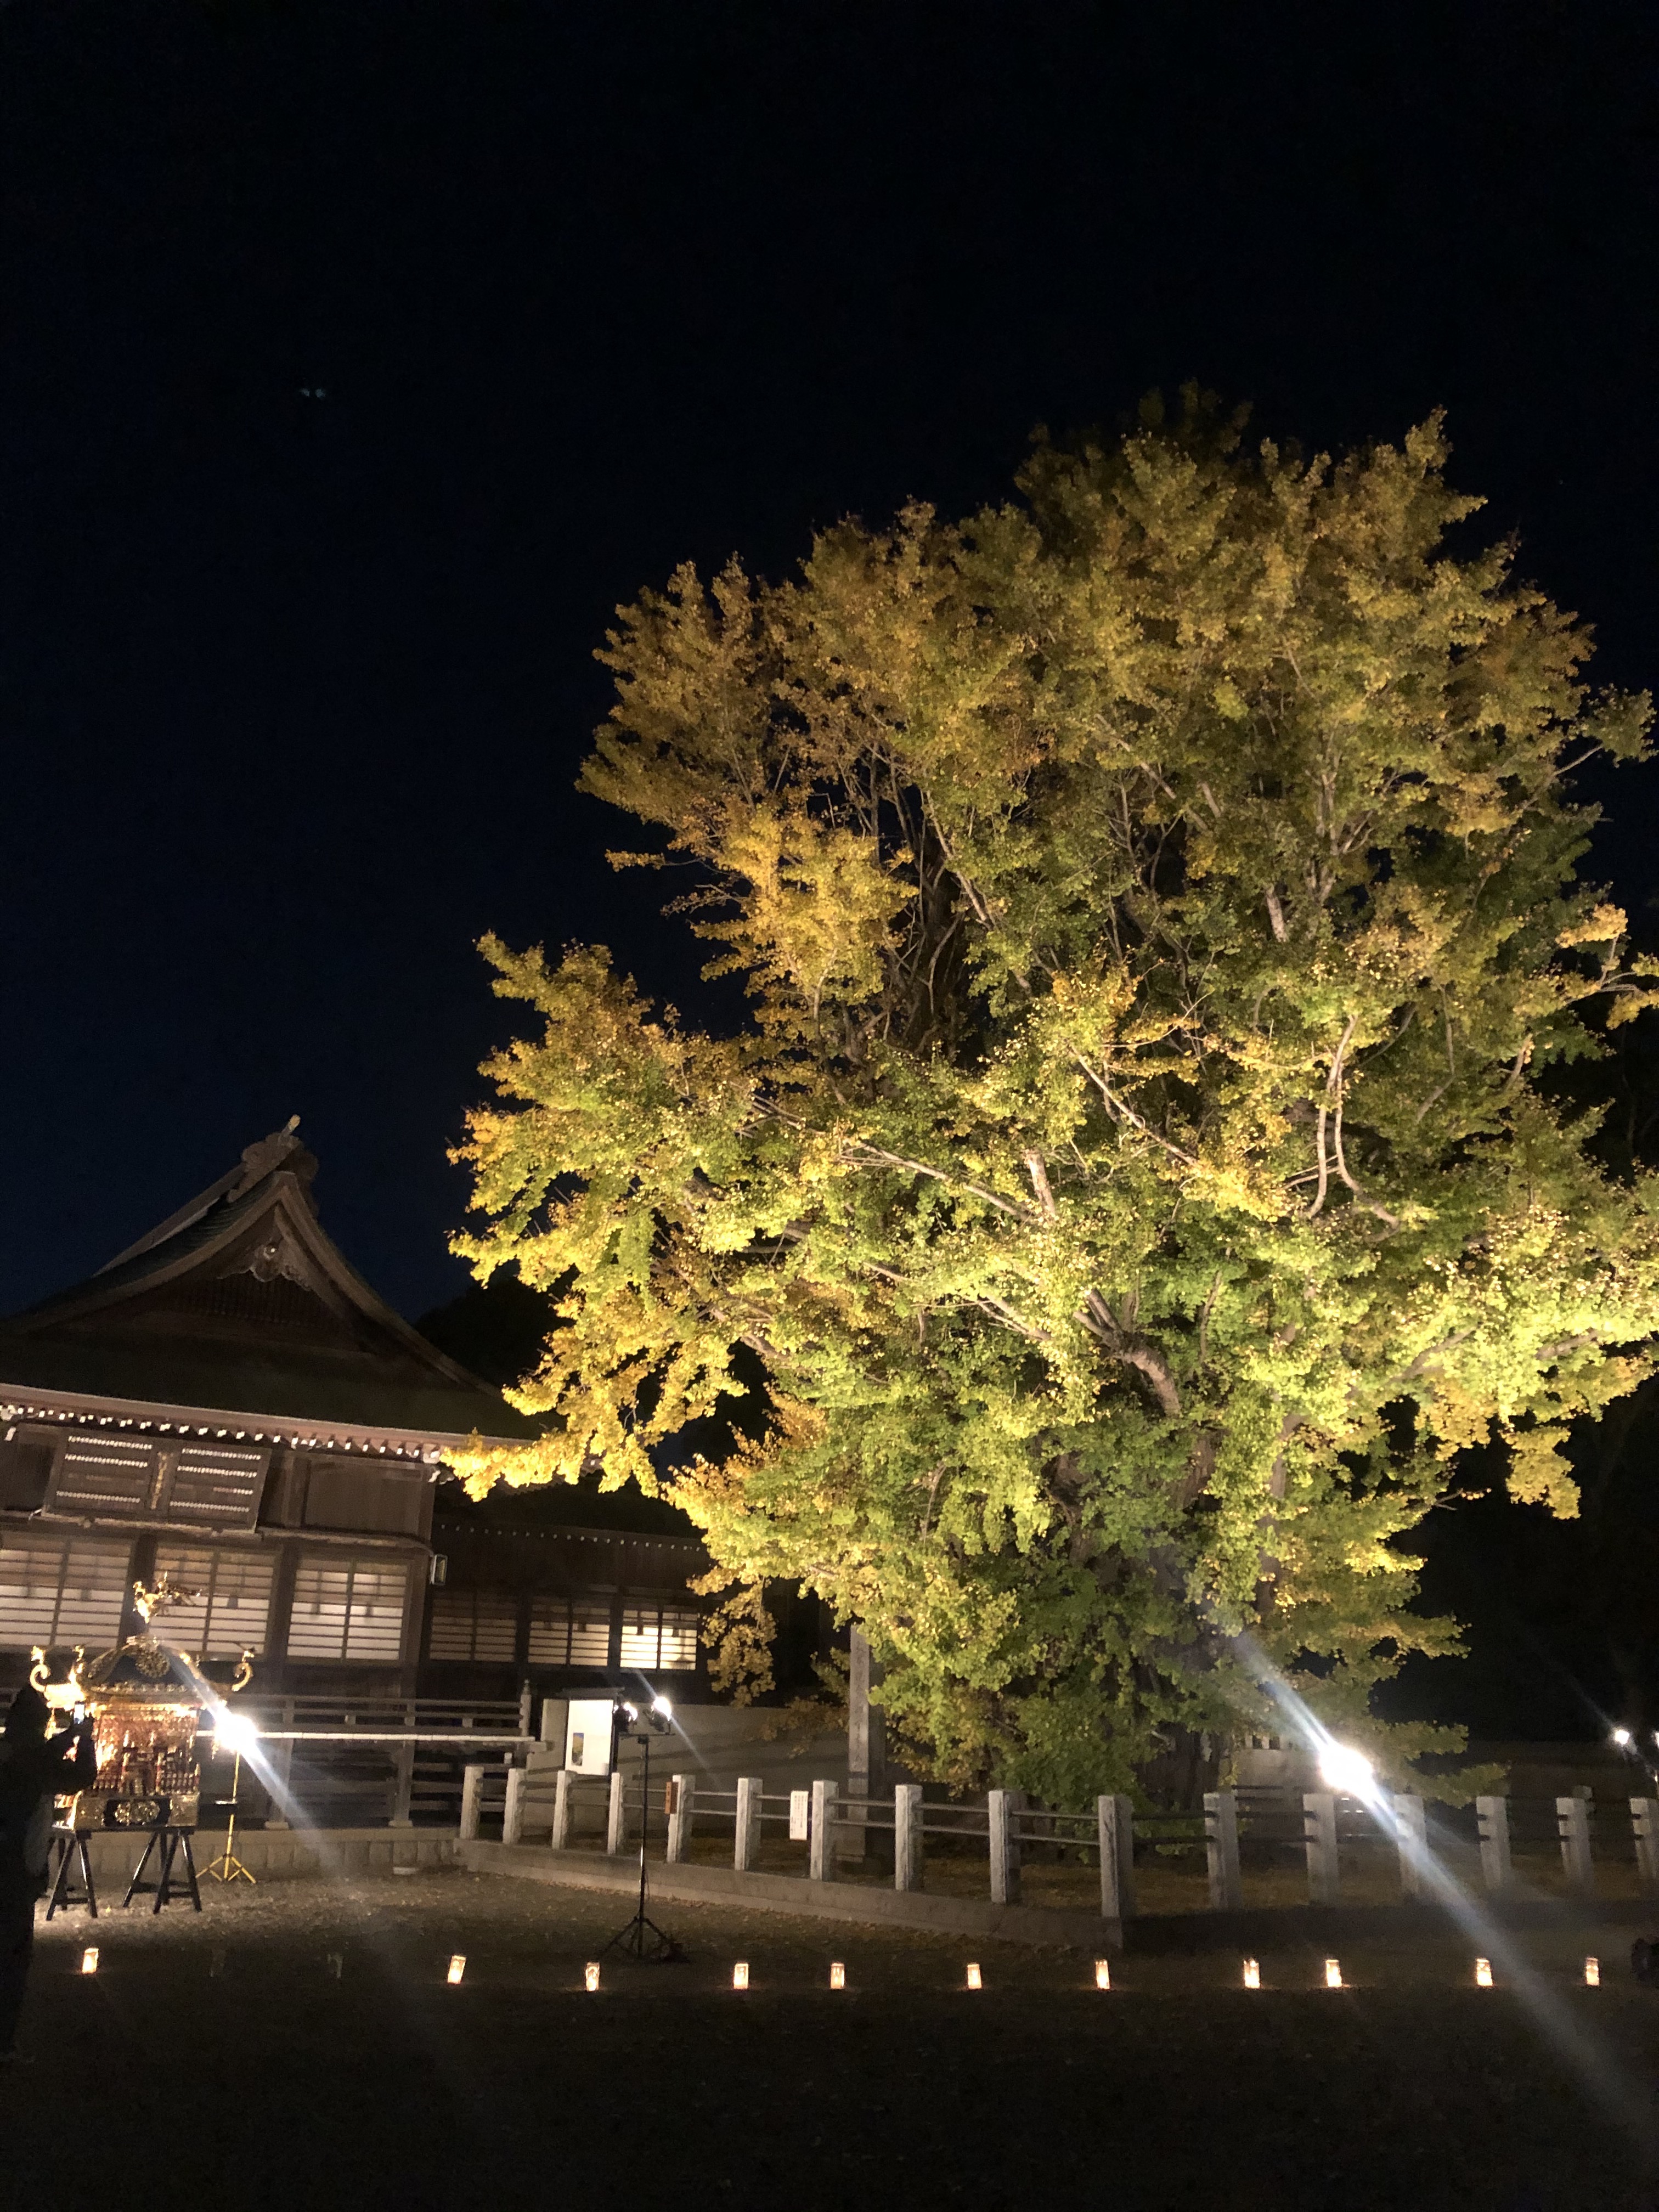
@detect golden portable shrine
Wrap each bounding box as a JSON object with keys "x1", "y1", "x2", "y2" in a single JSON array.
[{"x1": 31, "y1": 1577, "x2": 252, "y2": 1833}]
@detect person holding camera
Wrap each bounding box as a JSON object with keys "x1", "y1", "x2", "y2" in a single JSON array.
[{"x1": 0, "y1": 1684, "x2": 97, "y2": 2063}]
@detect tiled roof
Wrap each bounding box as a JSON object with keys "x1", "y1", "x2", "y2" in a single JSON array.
[{"x1": 0, "y1": 1126, "x2": 537, "y2": 1447}]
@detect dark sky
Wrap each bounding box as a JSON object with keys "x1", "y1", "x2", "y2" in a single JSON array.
[{"x1": 1, "y1": 0, "x2": 1655, "y2": 1322}]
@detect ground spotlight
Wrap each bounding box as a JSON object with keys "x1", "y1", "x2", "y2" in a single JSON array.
[
  {"x1": 1324, "y1": 1958, "x2": 1343, "y2": 1989},
  {"x1": 829, "y1": 1962, "x2": 845, "y2": 1990},
  {"x1": 447, "y1": 1954, "x2": 466, "y2": 1985},
  {"x1": 81, "y1": 1947, "x2": 98, "y2": 1975},
  {"x1": 732, "y1": 1961, "x2": 749, "y2": 1990},
  {"x1": 1243, "y1": 1958, "x2": 1261, "y2": 1990},
  {"x1": 1475, "y1": 1957, "x2": 1493, "y2": 1987},
  {"x1": 1094, "y1": 1959, "x2": 1111, "y2": 1990},
  {"x1": 965, "y1": 1962, "x2": 983, "y2": 1990},
  {"x1": 1585, "y1": 1957, "x2": 1601, "y2": 1988},
  {"x1": 584, "y1": 1962, "x2": 600, "y2": 1992}
]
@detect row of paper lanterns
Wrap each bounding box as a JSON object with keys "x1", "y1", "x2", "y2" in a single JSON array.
[{"x1": 74, "y1": 1948, "x2": 1607, "y2": 1990}]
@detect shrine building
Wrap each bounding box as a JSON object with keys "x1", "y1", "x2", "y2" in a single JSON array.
[{"x1": 0, "y1": 1124, "x2": 710, "y2": 1709}]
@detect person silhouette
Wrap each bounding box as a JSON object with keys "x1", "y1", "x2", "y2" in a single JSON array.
[{"x1": 0, "y1": 1685, "x2": 97, "y2": 2062}]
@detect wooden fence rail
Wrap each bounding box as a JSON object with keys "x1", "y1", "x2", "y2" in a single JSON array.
[{"x1": 467, "y1": 1764, "x2": 1659, "y2": 1921}]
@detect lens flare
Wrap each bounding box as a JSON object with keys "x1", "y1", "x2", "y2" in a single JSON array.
[
  {"x1": 212, "y1": 1707, "x2": 258, "y2": 1756},
  {"x1": 1317, "y1": 1743, "x2": 1374, "y2": 1794}
]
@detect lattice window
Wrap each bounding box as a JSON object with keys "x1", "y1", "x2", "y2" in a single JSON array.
[
  {"x1": 49, "y1": 1435, "x2": 159, "y2": 1516},
  {"x1": 526, "y1": 1594, "x2": 613, "y2": 1667},
  {"x1": 0, "y1": 1533, "x2": 131, "y2": 1650},
  {"x1": 658, "y1": 1607, "x2": 701, "y2": 1669},
  {"x1": 168, "y1": 1444, "x2": 268, "y2": 1529},
  {"x1": 427, "y1": 1587, "x2": 518, "y2": 1664},
  {"x1": 286, "y1": 1559, "x2": 409, "y2": 1663},
  {"x1": 151, "y1": 1545, "x2": 275, "y2": 1656},
  {"x1": 618, "y1": 1602, "x2": 701, "y2": 1672},
  {"x1": 37, "y1": 1431, "x2": 267, "y2": 1527}
]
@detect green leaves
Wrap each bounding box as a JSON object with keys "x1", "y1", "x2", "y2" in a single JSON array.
[{"x1": 455, "y1": 405, "x2": 1659, "y2": 1803}]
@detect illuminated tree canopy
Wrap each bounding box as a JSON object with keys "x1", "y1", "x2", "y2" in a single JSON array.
[{"x1": 453, "y1": 394, "x2": 1659, "y2": 1800}]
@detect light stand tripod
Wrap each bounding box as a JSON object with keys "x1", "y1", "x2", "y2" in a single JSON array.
[
  {"x1": 205, "y1": 1721, "x2": 256, "y2": 1886},
  {"x1": 602, "y1": 1696, "x2": 683, "y2": 1962}
]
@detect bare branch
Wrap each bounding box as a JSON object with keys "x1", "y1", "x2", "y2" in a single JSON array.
[
  {"x1": 1023, "y1": 1150, "x2": 1058, "y2": 1220},
  {"x1": 1069, "y1": 1052, "x2": 1203, "y2": 1169}
]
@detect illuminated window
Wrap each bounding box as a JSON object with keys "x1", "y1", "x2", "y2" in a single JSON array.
[
  {"x1": 287, "y1": 1560, "x2": 409, "y2": 1662},
  {"x1": 0, "y1": 1533, "x2": 131, "y2": 1650},
  {"x1": 152, "y1": 1546, "x2": 275, "y2": 1656},
  {"x1": 427, "y1": 1587, "x2": 518, "y2": 1663},
  {"x1": 526, "y1": 1595, "x2": 613, "y2": 1667},
  {"x1": 659, "y1": 1609, "x2": 700, "y2": 1668},
  {"x1": 618, "y1": 1603, "x2": 701, "y2": 1672}
]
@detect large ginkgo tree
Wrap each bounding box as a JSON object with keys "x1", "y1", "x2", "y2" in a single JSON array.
[{"x1": 451, "y1": 396, "x2": 1659, "y2": 1801}]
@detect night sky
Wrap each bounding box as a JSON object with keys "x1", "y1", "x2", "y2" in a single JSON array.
[{"x1": 2, "y1": 1, "x2": 1656, "y2": 1325}]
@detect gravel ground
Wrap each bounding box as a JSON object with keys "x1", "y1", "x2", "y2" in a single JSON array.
[{"x1": 8, "y1": 1866, "x2": 1659, "y2": 2210}]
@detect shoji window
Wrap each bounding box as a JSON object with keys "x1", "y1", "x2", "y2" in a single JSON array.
[
  {"x1": 526, "y1": 1594, "x2": 613, "y2": 1667},
  {"x1": 151, "y1": 1546, "x2": 275, "y2": 1656},
  {"x1": 618, "y1": 1602, "x2": 701, "y2": 1672},
  {"x1": 0, "y1": 1533, "x2": 131, "y2": 1650},
  {"x1": 426, "y1": 1587, "x2": 518, "y2": 1663},
  {"x1": 286, "y1": 1559, "x2": 409, "y2": 1662}
]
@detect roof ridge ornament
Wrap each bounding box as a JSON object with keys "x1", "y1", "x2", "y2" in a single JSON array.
[{"x1": 227, "y1": 1115, "x2": 313, "y2": 1202}]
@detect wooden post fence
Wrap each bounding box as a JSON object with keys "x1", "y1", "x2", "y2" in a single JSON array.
[
  {"x1": 1303, "y1": 1791, "x2": 1340, "y2": 1906},
  {"x1": 809, "y1": 1780, "x2": 838, "y2": 1882},
  {"x1": 1392, "y1": 1791, "x2": 1427, "y2": 1900},
  {"x1": 894, "y1": 1783, "x2": 923, "y2": 1893},
  {"x1": 667, "y1": 1774, "x2": 696, "y2": 1863},
  {"x1": 988, "y1": 1788, "x2": 1022, "y2": 1906},
  {"x1": 502, "y1": 1767, "x2": 527, "y2": 1847},
  {"x1": 1097, "y1": 1795, "x2": 1136, "y2": 1921},
  {"x1": 1204, "y1": 1788, "x2": 1243, "y2": 1911},
  {"x1": 1556, "y1": 1794, "x2": 1595, "y2": 1899},
  {"x1": 1476, "y1": 1795, "x2": 1513, "y2": 1894},
  {"x1": 733, "y1": 1776, "x2": 763, "y2": 1872},
  {"x1": 1633, "y1": 1798, "x2": 1659, "y2": 1895},
  {"x1": 459, "y1": 1763, "x2": 485, "y2": 1843}
]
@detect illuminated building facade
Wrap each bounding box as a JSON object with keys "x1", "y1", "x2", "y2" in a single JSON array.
[{"x1": 0, "y1": 1124, "x2": 712, "y2": 1708}]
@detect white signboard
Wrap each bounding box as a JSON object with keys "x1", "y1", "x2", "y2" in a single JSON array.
[
  {"x1": 565, "y1": 1697, "x2": 619, "y2": 1775},
  {"x1": 789, "y1": 1788, "x2": 810, "y2": 1841}
]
